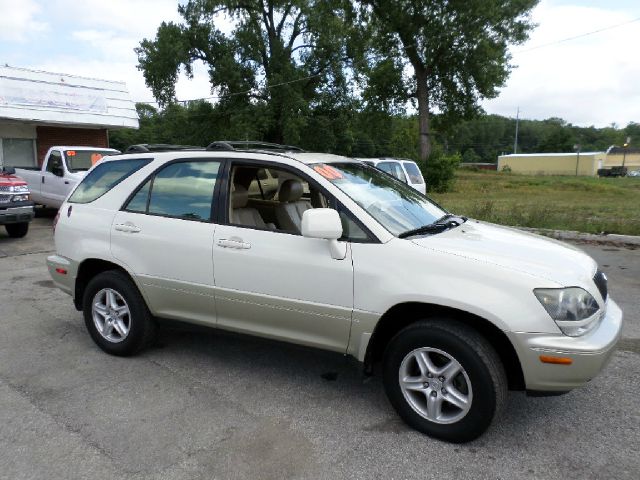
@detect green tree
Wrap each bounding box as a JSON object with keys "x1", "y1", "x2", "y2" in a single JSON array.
[
  {"x1": 537, "y1": 118, "x2": 574, "y2": 152},
  {"x1": 354, "y1": 0, "x2": 538, "y2": 162},
  {"x1": 136, "y1": 0, "x2": 356, "y2": 143}
]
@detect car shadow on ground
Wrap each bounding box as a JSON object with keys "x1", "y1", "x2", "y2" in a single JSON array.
[
  {"x1": 147, "y1": 320, "x2": 587, "y2": 445},
  {"x1": 33, "y1": 206, "x2": 59, "y2": 218}
]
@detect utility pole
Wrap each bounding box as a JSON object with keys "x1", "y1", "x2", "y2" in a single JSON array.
[
  {"x1": 513, "y1": 107, "x2": 520, "y2": 154},
  {"x1": 622, "y1": 136, "x2": 631, "y2": 167},
  {"x1": 574, "y1": 144, "x2": 581, "y2": 176}
]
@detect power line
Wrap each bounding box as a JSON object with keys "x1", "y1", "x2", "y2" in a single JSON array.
[
  {"x1": 136, "y1": 73, "x2": 322, "y2": 105},
  {"x1": 515, "y1": 16, "x2": 640, "y2": 53}
]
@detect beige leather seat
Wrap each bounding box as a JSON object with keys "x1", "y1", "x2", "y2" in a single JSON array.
[
  {"x1": 275, "y1": 179, "x2": 312, "y2": 233},
  {"x1": 230, "y1": 185, "x2": 268, "y2": 228}
]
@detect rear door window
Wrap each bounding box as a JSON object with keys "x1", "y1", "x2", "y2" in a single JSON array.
[
  {"x1": 69, "y1": 158, "x2": 151, "y2": 204},
  {"x1": 125, "y1": 160, "x2": 221, "y2": 222}
]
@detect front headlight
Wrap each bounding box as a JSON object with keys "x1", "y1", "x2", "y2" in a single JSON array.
[
  {"x1": 12, "y1": 194, "x2": 30, "y2": 202},
  {"x1": 534, "y1": 287, "x2": 601, "y2": 337}
]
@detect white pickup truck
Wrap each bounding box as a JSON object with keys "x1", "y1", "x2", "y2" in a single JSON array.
[{"x1": 17, "y1": 146, "x2": 119, "y2": 209}]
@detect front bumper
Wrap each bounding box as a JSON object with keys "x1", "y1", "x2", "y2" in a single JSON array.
[
  {"x1": 507, "y1": 299, "x2": 623, "y2": 391},
  {"x1": 0, "y1": 203, "x2": 35, "y2": 225}
]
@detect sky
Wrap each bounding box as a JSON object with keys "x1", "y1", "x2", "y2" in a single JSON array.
[{"x1": 0, "y1": 0, "x2": 639, "y2": 128}]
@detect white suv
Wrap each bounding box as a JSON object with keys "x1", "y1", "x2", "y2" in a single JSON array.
[
  {"x1": 47, "y1": 146, "x2": 622, "y2": 443},
  {"x1": 358, "y1": 157, "x2": 426, "y2": 194}
]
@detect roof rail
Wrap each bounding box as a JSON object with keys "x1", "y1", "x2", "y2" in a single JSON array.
[
  {"x1": 125, "y1": 144, "x2": 204, "y2": 153},
  {"x1": 205, "y1": 141, "x2": 304, "y2": 152}
]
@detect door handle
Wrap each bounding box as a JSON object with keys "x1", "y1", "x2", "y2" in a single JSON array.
[
  {"x1": 218, "y1": 238, "x2": 251, "y2": 249},
  {"x1": 114, "y1": 222, "x2": 141, "y2": 233}
]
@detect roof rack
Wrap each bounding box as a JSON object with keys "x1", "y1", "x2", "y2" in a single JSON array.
[
  {"x1": 125, "y1": 144, "x2": 204, "y2": 153},
  {"x1": 123, "y1": 141, "x2": 304, "y2": 154},
  {"x1": 205, "y1": 141, "x2": 304, "y2": 152}
]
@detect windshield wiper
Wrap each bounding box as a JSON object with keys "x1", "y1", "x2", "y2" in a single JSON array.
[{"x1": 398, "y1": 214, "x2": 467, "y2": 239}]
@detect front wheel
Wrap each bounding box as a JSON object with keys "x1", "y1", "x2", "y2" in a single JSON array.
[
  {"x1": 5, "y1": 222, "x2": 29, "y2": 238},
  {"x1": 82, "y1": 270, "x2": 156, "y2": 356},
  {"x1": 383, "y1": 319, "x2": 507, "y2": 443}
]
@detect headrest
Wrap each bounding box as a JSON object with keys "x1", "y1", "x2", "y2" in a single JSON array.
[
  {"x1": 279, "y1": 179, "x2": 304, "y2": 203},
  {"x1": 232, "y1": 184, "x2": 249, "y2": 209}
]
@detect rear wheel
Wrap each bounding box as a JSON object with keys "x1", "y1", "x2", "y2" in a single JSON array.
[
  {"x1": 383, "y1": 318, "x2": 507, "y2": 443},
  {"x1": 82, "y1": 270, "x2": 156, "y2": 356},
  {"x1": 5, "y1": 222, "x2": 29, "y2": 238}
]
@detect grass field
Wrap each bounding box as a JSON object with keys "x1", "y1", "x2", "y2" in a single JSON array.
[{"x1": 430, "y1": 171, "x2": 640, "y2": 236}]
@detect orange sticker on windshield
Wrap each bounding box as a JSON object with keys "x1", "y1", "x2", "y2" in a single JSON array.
[
  {"x1": 66, "y1": 150, "x2": 76, "y2": 156},
  {"x1": 90, "y1": 153, "x2": 103, "y2": 165},
  {"x1": 313, "y1": 164, "x2": 343, "y2": 180}
]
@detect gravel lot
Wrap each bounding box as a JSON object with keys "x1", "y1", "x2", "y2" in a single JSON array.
[{"x1": 1, "y1": 216, "x2": 639, "y2": 480}]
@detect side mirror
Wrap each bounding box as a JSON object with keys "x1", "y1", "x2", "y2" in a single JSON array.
[
  {"x1": 301, "y1": 208, "x2": 346, "y2": 260},
  {"x1": 2, "y1": 166, "x2": 16, "y2": 175},
  {"x1": 52, "y1": 165, "x2": 64, "y2": 177}
]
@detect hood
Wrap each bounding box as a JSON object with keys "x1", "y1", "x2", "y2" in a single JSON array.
[
  {"x1": 411, "y1": 220, "x2": 597, "y2": 286},
  {"x1": 0, "y1": 173, "x2": 28, "y2": 188},
  {"x1": 66, "y1": 171, "x2": 86, "y2": 183}
]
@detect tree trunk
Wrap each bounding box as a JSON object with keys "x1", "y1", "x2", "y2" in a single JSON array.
[{"x1": 414, "y1": 65, "x2": 431, "y2": 163}]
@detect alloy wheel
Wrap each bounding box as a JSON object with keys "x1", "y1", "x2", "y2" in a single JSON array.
[{"x1": 398, "y1": 347, "x2": 473, "y2": 424}]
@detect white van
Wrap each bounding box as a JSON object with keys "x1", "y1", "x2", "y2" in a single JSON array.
[{"x1": 358, "y1": 158, "x2": 426, "y2": 194}]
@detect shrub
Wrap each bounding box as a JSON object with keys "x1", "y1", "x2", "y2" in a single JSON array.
[
  {"x1": 462, "y1": 149, "x2": 481, "y2": 163},
  {"x1": 460, "y1": 164, "x2": 481, "y2": 172},
  {"x1": 421, "y1": 151, "x2": 461, "y2": 193}
]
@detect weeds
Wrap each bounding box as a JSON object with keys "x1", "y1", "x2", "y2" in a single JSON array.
[{"x1": 431, "y1": 171, "x2": 640, "y2": 236}]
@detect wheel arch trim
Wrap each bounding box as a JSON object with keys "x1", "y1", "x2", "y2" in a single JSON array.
[
  {"x1": 359, "y1": 302, "x2": 526, "y2": 391},
  {"x1": 74, "y1": 258, "x2": 149, "y2": 311}
]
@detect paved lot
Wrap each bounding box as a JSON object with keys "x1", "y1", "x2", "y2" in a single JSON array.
[{"x1": 1, "y1": 217, "x2": 639, "y2": 480}]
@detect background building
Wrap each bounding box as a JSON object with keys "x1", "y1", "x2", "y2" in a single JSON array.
[
  {"x1": 604, "y1": 146, "x2": 640, "y2": 170},
  {"x1": 497, "y1": 152, "x2": 606, "y2": 176},
  {"x1": 0, "y1": 66, "x2": 138, "y2": 168}
]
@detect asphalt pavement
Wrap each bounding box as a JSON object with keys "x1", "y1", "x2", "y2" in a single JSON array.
[{"x1": 1, "y1": 216, "x2": 638, "y2": 480}]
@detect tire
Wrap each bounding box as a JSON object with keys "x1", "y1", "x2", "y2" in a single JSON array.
[
  {"x1": 82, "y1": 270, "x2": 156, "y2": 356},
  {"x1": 5, "y1": 222, "x2": 29, "y2": 238},
  {"x1": 383, "y1": 318, "x2": 507, "y2": 443}
]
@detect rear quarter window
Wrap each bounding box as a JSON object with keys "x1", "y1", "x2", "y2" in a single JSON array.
[
  {"x1": 377, "y1": 161, "x2": 407, "y2": 183},
  {"x1": 68, "y1": 159, "x2": 151, "y2": 204},
  {"x1": 403, "y1": 161, "x2": 425, "y2": 184}
]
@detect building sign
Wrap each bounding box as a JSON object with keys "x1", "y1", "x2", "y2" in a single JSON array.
[{"x1": 0, "y1": 77, "x2": 107, "y2": 113}]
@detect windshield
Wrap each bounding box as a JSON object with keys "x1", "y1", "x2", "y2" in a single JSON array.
[
  {"x1": 65, "y1": 149, "x2": 116, "y2": 172},
  {"x1": 311, "y1": 162, "x2": 445, "y2": 236}
]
